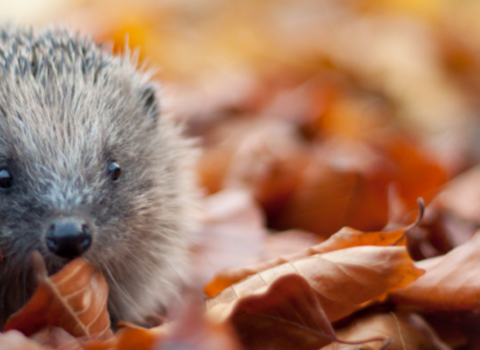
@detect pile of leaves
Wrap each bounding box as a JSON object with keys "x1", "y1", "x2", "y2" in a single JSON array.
[{"x1": 5, "y1": 0, "x2": 480, "y2": 348}]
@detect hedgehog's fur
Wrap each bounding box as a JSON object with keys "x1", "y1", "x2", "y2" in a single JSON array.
[{"x1": 0, "y1": 24, "x2": 198, "y2": 327}]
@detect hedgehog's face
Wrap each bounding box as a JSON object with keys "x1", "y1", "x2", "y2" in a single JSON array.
[{"x1": 0, "y1": 70, "x2": 172, "y2": 288}]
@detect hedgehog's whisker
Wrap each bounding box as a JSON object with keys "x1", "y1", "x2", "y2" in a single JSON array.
[{"x1": 102, "y1": 261, "x2": 144, "y2": 316}]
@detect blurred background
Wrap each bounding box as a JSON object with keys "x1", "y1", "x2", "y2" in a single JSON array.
[{"x1": 2, "y1": 0, "x2": 480, "y2": 245}]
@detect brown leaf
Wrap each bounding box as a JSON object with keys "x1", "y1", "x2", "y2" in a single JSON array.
[
  {"x1": 197, "y1": 119, "x2": 310, "y2": 214},
  {"x1": 205, "y1": 220, "x2": 417, "y2": 298},
  {"x1": 4, "y1": 252, "x2": 112, "y2": 339},
  {"x1": 382, "y1": 135, "x2": 447, "y2": 214},
  {"x1": 269, "y1": 142, "x2": 391, "y2": 237},
  {"x1": 207, "y1": 274, "x2": 388, "y2": 350},
  {"x1": 391, "y1": 230, "x2": 480, "y2": 310},
  {"x1": 321, "y1": 312, "x2": 451, "y2": 350},
  {"x1": 207, "y1": 246, "x2": 424, "y2": 323},
  {"x1": 220, "y1": 274, "x2": 339, "y2": 350}
]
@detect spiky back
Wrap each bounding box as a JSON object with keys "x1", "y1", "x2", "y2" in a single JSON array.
[{"x1": 0, "y1": 25, "x2": 141, "y2": 92}]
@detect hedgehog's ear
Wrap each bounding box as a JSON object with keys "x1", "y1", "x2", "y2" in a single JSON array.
[{"x1": 141, "y1": 87, "x2": 160, "y2": 121}]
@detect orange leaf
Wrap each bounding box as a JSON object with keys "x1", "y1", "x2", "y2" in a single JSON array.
[
  {"x1": 204, "y1": 209, "x2": 423, "y2": 298},
  {"x1": 208, "y1": 274, "x2": 388, "y2": 350},
  {"x1": 221, "y1": 274, "x2": 340, "y2": 350},
  {"x1": 95, "y1": 323, "x2": 167, "y2": 350},
  {"x1": 207, "y1": 246, "x2": 424, "y2": 323},
  {"x1": 391, "y1": 230, "x2": 480, "y2": 310},
  {"x1": 384, "y1": 136, "x2": 447, "y2": 213},
  {"x1": 269, "y1": 148, "x2": 391, "y2": 237},
  {"x1": 4, "y1": 252, "x2": 112, "y2": 339}
]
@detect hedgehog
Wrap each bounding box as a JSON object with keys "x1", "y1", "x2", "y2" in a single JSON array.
[{"x1": 0, "y1": 24, "x2": 198, "y2": 327}]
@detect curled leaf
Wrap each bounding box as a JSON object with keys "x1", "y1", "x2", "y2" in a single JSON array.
[
  {"x1": 392, "y1": 230, "x2": 480, "y2": 310},
  {"x1": 207, "y1": 246, "x2": 424, "y2": 323},
  {"x1": 208, "y1": 274, "x2": 393, "y2": 350},
  {"x1": 205, "y1": 212, "x2": 422, "y2": 298},
  {"x1": 4, "y1": 252, "x2": 112, "y2": 339},
  {"x1": 219, "y1": 274, "x2": 341, "y2": 350},
  {"x1": 321, "y1": 312, "x2": 451, "y2": 350}
]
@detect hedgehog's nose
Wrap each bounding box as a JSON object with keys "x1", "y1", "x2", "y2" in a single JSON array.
[{"x1": 46, "y1": 217, "x2": 92, "y2": 259}]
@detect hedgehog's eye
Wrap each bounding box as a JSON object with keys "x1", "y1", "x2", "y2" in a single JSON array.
[
  {"x1": 108, "y1": 162, "x2": 121, "y2": 181},
  {"x1": 0, "y1": 167, "x2": 12, "y2": 189}
]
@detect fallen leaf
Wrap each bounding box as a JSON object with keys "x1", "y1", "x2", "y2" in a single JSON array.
[
  {"x1": 88, "y1": 322, "x2": 167, "y2": 350},
  {"x1": 220, "y1": 120, "x2": 311, "y2": 216},
  {"x1": 218, "y1": 274, "x2": 341, "y2": 350},
  {"x1": 207, "y1": 246, "x2": 424, "y2": 323},
  {"x1": 4, "y1": 252, "x2": 112, "y2": 339},
  {"x1": 197, "y1": 118, "x2": 310, "y2": 215},
  {"x1": 321, "y1": 312, "x2": 451, "y2": 350},
  {"x1": 382, "y1": 135, "x2": 447, "y2": 214},
  {"x1": 209, "y1": 274, "x2": 390, "y2": 350},
  {"x1": 391, "y1": 230, "x2": 480, "y2": 310},
  {"x1": 269, "y1": 142, "x2": 391, "y2": 237},
  {"x1": 205, "y1": 208, "x2": 423, "y2": 298}
]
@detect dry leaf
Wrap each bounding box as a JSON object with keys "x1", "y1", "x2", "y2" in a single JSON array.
[
  {"x1": 321, "y1": 312, "x2": 451, "y2": 350},
  {"x1": 197, "y1": 119, "x2": 310, "y2": 215},
  {"x1": 9, "y1": 0, "x2": 478, "y2": 349},
  {"x1": 4, "y1": 252, "x2": 112, "y2": 339},
  {"x1": 383, "y1": 136, "x2": 447, "y2": 213},
  {"x1": 391, "y1": 230, "x2": 480, "y2": 310},
  {"x1": 205, "y1": 215, "x2": 421, "y2": 298},
  {"x1": 207, "y1": 246, "x2": 423, "y2": 323},
  {"x1": 269, "y1": 144, "x2": 391, "y2": 236},
  {"x1": 218, "y1": 274, "x2": 341, "y2": 350},
  {"x1": 208, "y1": 274, "x2": 388, "y2": 350},
  {"x1": 84, "y1": 322, "x2": 167, "y2": 350}
]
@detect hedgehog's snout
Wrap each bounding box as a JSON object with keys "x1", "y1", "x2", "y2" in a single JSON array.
[{"x1": 45, "y1": 217, "x2": 92, "y2": 259}]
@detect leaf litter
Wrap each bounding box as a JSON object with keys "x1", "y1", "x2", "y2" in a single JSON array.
[{"x1": 4, "y1": 0, "x2": 480, "y2": 349}]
